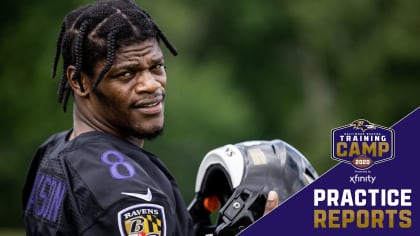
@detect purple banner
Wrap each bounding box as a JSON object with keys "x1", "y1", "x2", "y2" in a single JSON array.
[{"x1": 241, "y1": 107, "x2": 419, "y2": 236}]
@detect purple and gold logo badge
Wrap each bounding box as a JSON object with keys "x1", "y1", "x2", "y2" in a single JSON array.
[
  {"x1": 332, "y1": 119, "x2": 394, "y2": 169},
  {"x1": 118, "y1": 204, "x2": 166, "y2": 236}
]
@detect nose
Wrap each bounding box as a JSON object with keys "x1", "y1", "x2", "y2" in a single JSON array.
[{"x1": 134, "y1": 71, "x2": 165, "y2": 93}]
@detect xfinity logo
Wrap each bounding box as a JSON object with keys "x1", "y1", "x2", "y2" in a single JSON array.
[{"x1": 349, "y1": 174, "x2": 376, "y2": 184}]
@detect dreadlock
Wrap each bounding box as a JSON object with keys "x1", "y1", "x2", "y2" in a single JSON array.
[{"x1": 52, "y1": 0, "x2": 177, "y2": 112}]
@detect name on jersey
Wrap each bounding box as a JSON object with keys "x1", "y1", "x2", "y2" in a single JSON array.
[{"x1": 26, "y1": 172, "x2": 66, "y2": 223}]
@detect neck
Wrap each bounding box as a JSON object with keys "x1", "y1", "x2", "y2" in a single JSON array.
[{"x1": 70, "y1": 103, "x2": 144, "y2": 147}]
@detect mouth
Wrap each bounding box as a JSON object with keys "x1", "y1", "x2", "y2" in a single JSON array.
[
  {"x1": 132, "y1": 95, "x2": 164, "y2": 115},
  {"x1": 141, "y1": 101, "x2": 160, "y2": 108}
]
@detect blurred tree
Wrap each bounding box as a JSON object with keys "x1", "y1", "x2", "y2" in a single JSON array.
[{"x1": 0, "y1": 0, "x2": 84, "y2": 227}]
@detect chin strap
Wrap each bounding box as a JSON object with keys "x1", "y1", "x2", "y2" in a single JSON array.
[
  {"x1": 188, "y1": 195, "x2": 217, "y2": 235},
  {"x1": 189, "y1": 188, "x2": 268, "y2": 235},
  {"x1": 215, "y1": 188, "x2": 266, "y2": 235}
]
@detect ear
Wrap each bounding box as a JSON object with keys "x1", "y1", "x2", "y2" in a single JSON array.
[{"x1": 66, "y1": 65, "x2": 90, "y2": 97}]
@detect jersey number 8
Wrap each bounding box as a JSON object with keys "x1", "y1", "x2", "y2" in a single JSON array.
[{"x1": 101, "y1": 150, "x2": 136, "y2": 179}]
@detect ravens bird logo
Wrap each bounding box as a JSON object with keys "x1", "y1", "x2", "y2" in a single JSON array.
[{"x1": 352, "y1": 119, "x2": 376, "y2": 132}]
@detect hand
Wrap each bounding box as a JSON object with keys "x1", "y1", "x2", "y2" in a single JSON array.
[{"x1": 263, "y1": 191, "x2": 279, "y2": 215}]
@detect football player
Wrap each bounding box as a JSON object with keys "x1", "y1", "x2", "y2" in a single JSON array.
[{"x1": 22, "y1": 0, "x2": 278, "y2": 235}]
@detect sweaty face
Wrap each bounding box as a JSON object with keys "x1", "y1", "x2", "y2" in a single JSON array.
[{"x1": 89, "y1": 39, "x2": 167, "y2": 141}]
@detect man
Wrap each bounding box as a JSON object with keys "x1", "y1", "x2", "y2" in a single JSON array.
[{"x1": 22, "y1": 0, "x2": 278, "y2": 235}]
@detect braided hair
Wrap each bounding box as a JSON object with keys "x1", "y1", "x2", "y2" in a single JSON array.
[{"x1": 52, "y1": 0, "x2": 177, "y2": 112}]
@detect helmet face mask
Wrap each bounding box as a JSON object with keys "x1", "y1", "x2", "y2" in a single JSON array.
[{"x1": 188, "y1": 140, "x2": 319, "y2": 235}]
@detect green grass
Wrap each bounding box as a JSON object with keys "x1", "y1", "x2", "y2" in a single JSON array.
[{"x1": 0, "y1": 229, "x2": 25, "y2": 236}]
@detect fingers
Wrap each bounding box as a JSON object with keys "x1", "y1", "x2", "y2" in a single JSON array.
[{"x1": 263, "y1": 190, "x2": 279, "y2": 215}]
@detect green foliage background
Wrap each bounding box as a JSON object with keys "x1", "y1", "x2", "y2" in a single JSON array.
[{"x1": 0, "y1": 0, "x2": 418, "y2": 229}]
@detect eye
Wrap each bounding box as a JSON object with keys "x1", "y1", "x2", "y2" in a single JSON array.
[
  {"x1": 150, "y1": 63, "x2": 166, "y2": 74},
  {"x1": 114, "y1": 71, "x2": 134, "y2": 80},
  {"x1": 121, "y1": 72, "x2": 132, "y2": 77}
]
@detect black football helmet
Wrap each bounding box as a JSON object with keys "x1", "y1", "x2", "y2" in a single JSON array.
[{"x1": 188, "y1": 139, "x2": 318, "y2": 235}]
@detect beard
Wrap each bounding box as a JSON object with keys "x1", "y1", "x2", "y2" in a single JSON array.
[{"x1": 132, "y1": 125, "x2": 164, "y2": 141}]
